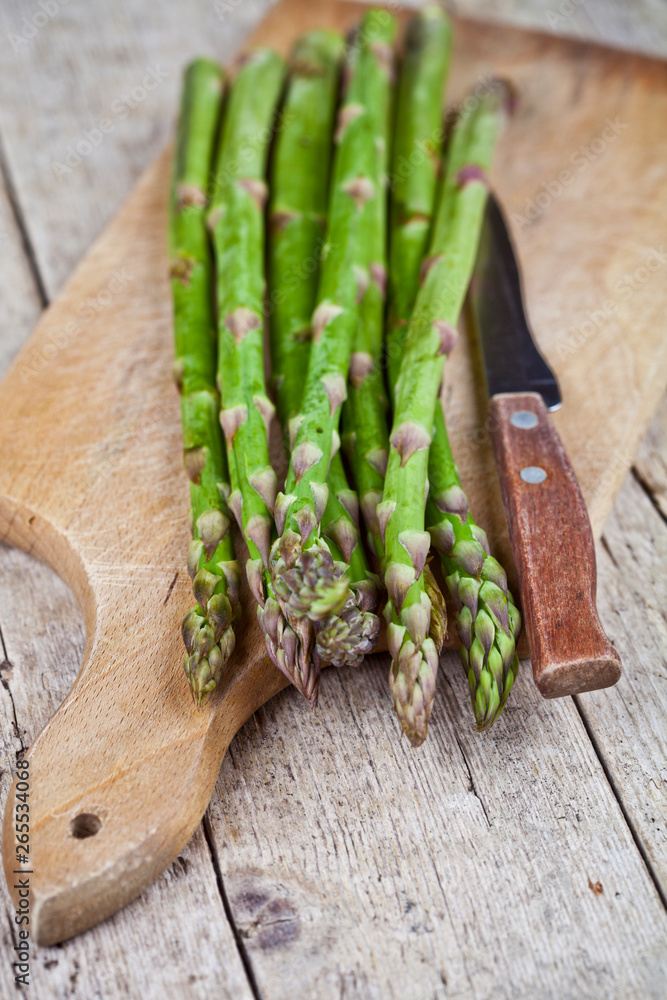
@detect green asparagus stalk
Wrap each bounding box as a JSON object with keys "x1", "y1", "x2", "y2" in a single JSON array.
[
  {"x1": 388, "y1": 61, "x2": 521, "y2": 731},
  {"x1": 386, "y1": 5, "x2": 452, "y2": 397},
  {"x1": 208, "y1": 49, "x2": 285, "y2": 625},
  {"x1": 262, "y1": 31, "x2": 345, "y2": 702},
  {"x1": 337, "y1": 13, "x2": 450, "y2": 677},
  {"x1": 316, "y1": 452, "x2": 380, "y2": 666},
  {"x1": 427, "y1": 410, "x2": 520, "y2": 730},
  {"x1": 267, "y1": 29, "x2": 380, "y2": 693},
  {"x1": 269, "y1": 30, "x2": 346, "y2": 431},
  {"x1": 169, "y1": 58, "x2": 241, "y2": 704},
  {"x1": 270, "y1": 10, "x2": 397, "y2": 629},
  {"x1": 382, "y1": 82, "x2": 508, "y2": 746},
  {"x1": 340, "y1": 7, "x2": 394, "y2": 568}
]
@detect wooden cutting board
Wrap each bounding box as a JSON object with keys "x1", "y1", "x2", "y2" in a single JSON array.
[{"x1": 2, "y1": 0, "x2": 666, "y2": 947}]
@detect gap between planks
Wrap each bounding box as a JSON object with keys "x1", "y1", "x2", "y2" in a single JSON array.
[
  {"x1": 631, "y1": 467, "x2": 667, "y2": 529},
  {"x1": 203, "y1": 813, "x2": 264, "y2": 1000},
  {"x1": 573, "y1": 696, "x2": 667, "y2": 912},
  {"x1": 0, "y1": 620, "x2": 26, "y2": 758},
  {"x1": 0, "y1": 132, "x2": 48, "y2": 309}
]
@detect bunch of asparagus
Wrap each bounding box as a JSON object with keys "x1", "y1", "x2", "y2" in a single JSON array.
[{"x1": 169, "y1": 5, "x2": 521, "y2": 743}]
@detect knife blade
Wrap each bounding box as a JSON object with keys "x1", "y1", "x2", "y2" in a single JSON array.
[{"x1": 470, "y1": 193, "x2": 622, "y2": 698}]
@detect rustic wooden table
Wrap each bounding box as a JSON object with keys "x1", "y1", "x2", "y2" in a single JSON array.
[{"x1": 0, "y1": 1, "x2": 665, "y2": 997}]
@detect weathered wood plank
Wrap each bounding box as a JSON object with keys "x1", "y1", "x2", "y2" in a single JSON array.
[
  {"x1": 0, "y1": 0, "x2": 276, "y2": 298},
  {"x1": 445, "y1": 0, "x2": 667, "y2": 57},
  {"x1": 0, "y1": 167, "x2": 42, "y2": 372},
  {"x1": 206, "y1": 650, "x2": 667, "y2": 1000},
  {"x1": 0, "y1": 542, "x2": 254, "y2": 1000},
  {"x1": 575, "y1": 473, "x2": 667, "y2": 888}
]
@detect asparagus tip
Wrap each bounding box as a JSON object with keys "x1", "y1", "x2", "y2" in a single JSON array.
[
  {"x1": 315, "y1": 590, "x2": 380, "y2": 668},
  {"x1": 469, "y1": 652, "x2": 519, "y2": 732},
  {"x1": 183, "y1": 621, "x2": 235, "y2": 706},
  {"x1": 389, "y1": 636, "x2": 439, "y2": 748},
  {"x1": 271, "y1": 536, "x2": 349, "y2": 623}
]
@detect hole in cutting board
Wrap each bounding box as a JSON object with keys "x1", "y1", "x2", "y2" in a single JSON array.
[{"x1": 70, "y1": 813, "x2": 102, "y2": 839}]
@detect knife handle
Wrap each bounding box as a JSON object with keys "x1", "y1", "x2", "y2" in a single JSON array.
[{"x1": 489, "y1": 391, "x2": 622, "y2": 698}]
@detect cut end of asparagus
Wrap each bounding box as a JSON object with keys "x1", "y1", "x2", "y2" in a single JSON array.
[
  {"x1": 290, "y1": 28, "x2": 346, "y2": 75},
  {"x1": 453, "y1": 75, "x2": 515, "y2": 125},
  {"x1": 487, "y1": 76, "x2": 518, "y2": 118}
]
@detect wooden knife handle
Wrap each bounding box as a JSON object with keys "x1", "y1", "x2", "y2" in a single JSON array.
[{"x1": 489, "y1": 392, "x2": 622, "y2": 698}]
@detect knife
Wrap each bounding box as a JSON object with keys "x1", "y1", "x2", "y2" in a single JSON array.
[{"x1": 470, "y1": 193, "x2": 622, "y2": 699}]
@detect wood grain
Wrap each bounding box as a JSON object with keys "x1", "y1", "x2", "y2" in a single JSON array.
[
  {"x1": 0, "y1": 541, "x2": 255, "y2": 999},
  {"x1": 1, "y1": 0, "x2": 667, "y2": 950},
  {"x1": 0, "y1": 0, "x2": 285, "y2": 983},
  {"x1": 579, "y1": 473, "x2": 667, "y2": 888},
  {"x1": 489, "y1": 391, "x2": 621, "y2": 696},
  {"x1": 3, "y1": 5, "x2": 664, "y2": 984},
  {"x1": 206, "y1": 652, "x2": 667, "y2": 1000},
  {"x1": 0, "y1": 0, "x2": 278, "y2": 299},
  {"x1": 0, "y1": 150, "x2": 294, "y2": 946},
  {"x1": 436, "y1": 0, "x2": 667, "y2": 57}
]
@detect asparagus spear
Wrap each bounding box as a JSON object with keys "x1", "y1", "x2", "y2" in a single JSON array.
[
  {"x1": 267, "y1": 29, "x2": 380, "y2": 692},
  {"x1": 317, "y1": 452, "x2": 379, "y2": 666},
  {"x1": 169, "y1": 58, "x2": 241, "y2": 704},
  {"x1": 382, "y1": 82, "x2": 507, "y2": 746},
  {"x1": 427, "y1": 410, "x2": 520, "y2": 730},
  {"x1": 337, "y1": 15, "x2": 450, "y2": 681},
  {"x1": 388, "y1": 61, "x2": 520, "y2": 731},
  {"x1": 340, "y1": 7, "x2": 394, "y2": 568},
  {"x1": 269, "y1": 30, "x2": 346, "y2": 431},
  {"x1": 386, "y1": 4, "x2": 452, "y2": 397},
  {"x1": 208, "y1": 49, "x2": 285, "y2": 620},
  {"x1": 263, "y1": 30, "x2": 345, "y2": 701},
  {"x1": 270, "y1": 10, "x2": 397, "y2": 627}
]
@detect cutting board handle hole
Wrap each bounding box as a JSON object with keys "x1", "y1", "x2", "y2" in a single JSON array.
[{"x1": 70, "y1": 813, "x2": 102, "y2": 839}]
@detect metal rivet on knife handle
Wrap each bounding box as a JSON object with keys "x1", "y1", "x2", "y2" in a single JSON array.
[
  {"x1": 510, "y1": 410, "x2": 539, "y2": 429},
  {"x1": 520, "y1": 466, "x2": 547, "y2": 484}
]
